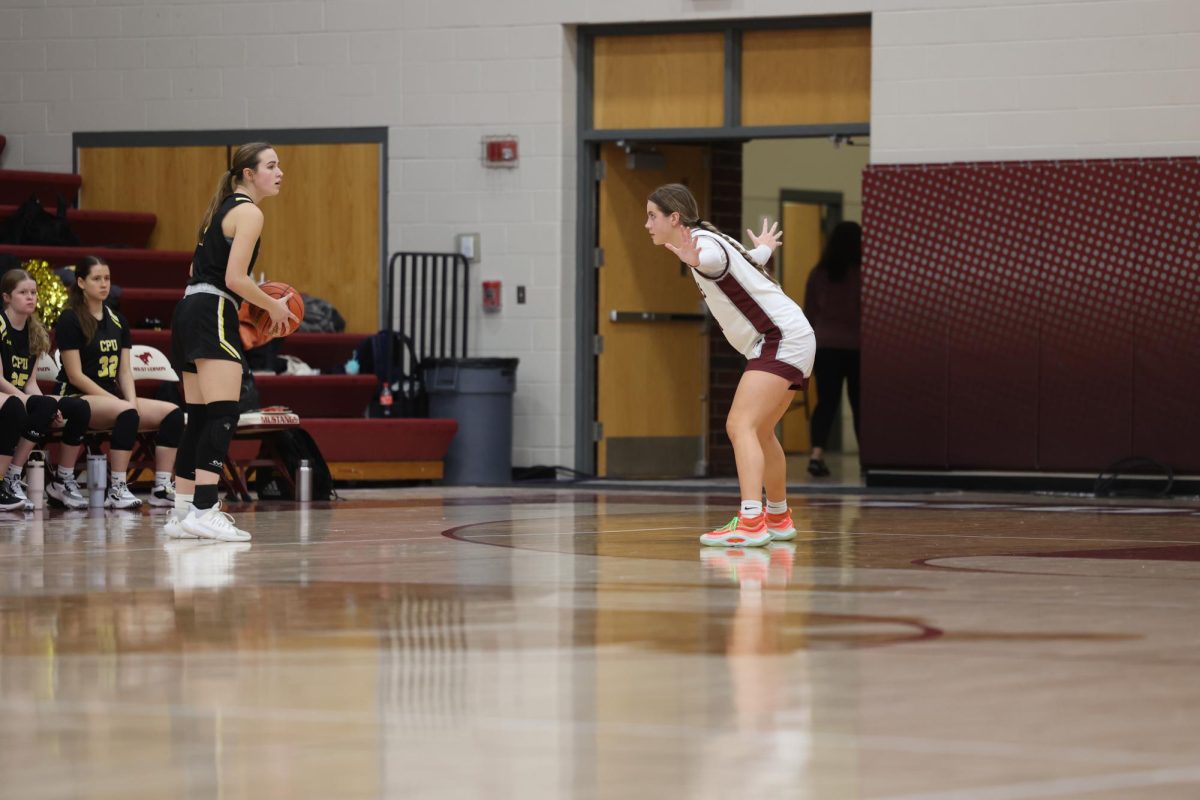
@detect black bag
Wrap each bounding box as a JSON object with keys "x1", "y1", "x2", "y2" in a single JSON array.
[
  {"x1": 0, "y1": 194, "x2": 79, "y2": 246},
  {"x1": 254, "y1": 428, "x2": 336, "y2": 500},
  {"x1": 238, "y1": 369, "x2": 260, "y2": 412},
  {"x1": 356, "y1": 330, "x2": 427, "y2": 418},
  {"x1": 297, "y1": 294, "x2": 346, "y2": 333}
]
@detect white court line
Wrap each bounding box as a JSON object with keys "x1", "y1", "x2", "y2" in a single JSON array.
[{"x1": 874, "y1": 765, "x2": 1200, "y2": 800}]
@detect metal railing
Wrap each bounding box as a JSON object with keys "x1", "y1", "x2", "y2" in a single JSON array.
[{"x1": 386, "y1": 251, "x2": 470, "y2": 361}]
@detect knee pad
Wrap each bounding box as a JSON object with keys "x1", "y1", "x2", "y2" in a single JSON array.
[
  {"x1": 195, "y1": 400, "x2": 239, "y2": 476},
  {"x1": 57, "y1": 396, "x2": 91, "y2": 446},
  {"x1": 0, "y1": 395, "x2": 26, "y2": 456},
  {"x1": 174, "y1": 403, "x2": 207, "y2": 482},
  {"x1": 22, "y1": 395, "x2": 57, "y2": 444},
  {"x1": 156, "y1": 407, "x2": 185, "y2": 448},
  {"x1": 109, "y1": 408, "x2": 140, "y2": 452}
]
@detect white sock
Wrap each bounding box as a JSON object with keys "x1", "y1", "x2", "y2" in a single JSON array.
[
  {"x1": 110, "y1": 473, "x2": 126, "y2": 487},
  {"x1": 6, "y1": 464, "x2": 21, "y2": 480},
  {"x1": 55, "y1": 465, "x2": 73, "y2": 480},
  {"x1": 155, "y1": 471, "x2": 172, "y2": 487},
  {"x1": 740, "y1": 500, "x2": 763, "y2": 517},
  {"x1": 176, "y1": 493, "x2": 194, "y2": 514},
  {"x1": 766, "y1": 499, "x2": 788, "y2": 515}
]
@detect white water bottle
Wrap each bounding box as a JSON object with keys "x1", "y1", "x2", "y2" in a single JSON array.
[
  {"x1": 86, "y1": 454, "x2": 107, "y2": 508},
  {"x1": 298, "y1": 459, "x2": 312, "y2": 503},
  {"x1": 27, "y1": 451, "x2": 45, "y2": 510}
]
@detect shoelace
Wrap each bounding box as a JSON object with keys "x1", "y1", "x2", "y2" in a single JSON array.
[
  {"x1": 713, "y1": 517, "x2": 739, "y2": 533},
  {"x1": 61, "y1": 475, "x2": 82, "y2": 496},
  {"x1": 203, "y1": 507, "x2": 237, "y2": 532}
]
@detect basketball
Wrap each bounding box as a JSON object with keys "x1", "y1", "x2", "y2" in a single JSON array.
[{"x1": 245, "y1": 281, "x2": 304, "y2": 344}]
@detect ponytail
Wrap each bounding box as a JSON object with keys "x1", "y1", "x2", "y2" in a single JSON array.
[{"x1": 197, "y1": 141, "x2": 275, "y2": 239}]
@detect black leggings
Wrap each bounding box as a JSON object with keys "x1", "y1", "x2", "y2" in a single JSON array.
[{"x1": 809, "y1": 348, "x2": 861, "y2": 450}]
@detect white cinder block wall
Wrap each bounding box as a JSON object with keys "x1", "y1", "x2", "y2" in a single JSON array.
[{"x1": 3, "y1": 0, "x2": 1200, "y2": 468}]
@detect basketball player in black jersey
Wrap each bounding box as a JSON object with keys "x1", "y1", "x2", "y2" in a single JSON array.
[
  {"x1": 165, "y1": 142, "x2": 295, "y2": 541},
  {"x1": 56, "y1": 256, "x2": 185, "y2": 509},
  {"x1": 0, "y1": 269, "x2": 91, "y2": 510}
]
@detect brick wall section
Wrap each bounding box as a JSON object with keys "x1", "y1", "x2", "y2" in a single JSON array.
[{"x1": 706, "y1": 142, "x2": 743, "y2": 477}]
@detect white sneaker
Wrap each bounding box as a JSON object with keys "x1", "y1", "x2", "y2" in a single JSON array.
[
  {"x1": 3, "y1": 473, "x2": 32, "y2": 512},
  {"x1": 105, "y1": 478, "x2": 143, "y2": 509},
  {"x1": 149, "y1": 481, "x2": 176, "y2": 508},
  {"x1": 181, "y1": 502, "x2": 251, "y2": 542},
  {"x1": 47, "y1": 472, "x2": 88, "y2": 510},
  {"x1": 163, "y1": 506, "x2": 198, "y2": 539}
]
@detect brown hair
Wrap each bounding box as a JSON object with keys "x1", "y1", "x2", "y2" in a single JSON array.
[
  {"x1": 67, "y1": 255, "x2": 108, "y2": 343},
  {"x1": 197, "y1": 142, "x2": 275, "y2": 238},
  {"x1": 647, "y1": 183, "x2": 776, "y2": 283},
  {"x1": 0, "y1": 269, "x2": 49, "y2": 360}
]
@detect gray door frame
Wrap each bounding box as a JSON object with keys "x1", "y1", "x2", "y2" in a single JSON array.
[{"x1": 574, "y1": 15, "x2": 871, "y2": 474}]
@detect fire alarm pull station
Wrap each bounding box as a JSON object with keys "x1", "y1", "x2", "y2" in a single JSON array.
[
  {"x1": 482, "y1": 135, "x2": 518, "y2": 168},
  {"x1": 482, "y1": 280, "x2": 502, "y2": 311}
]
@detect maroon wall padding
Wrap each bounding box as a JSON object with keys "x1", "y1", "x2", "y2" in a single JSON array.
[
  {"x1": 862, "y1": 157, "x2": 1200, "y2": 473},
  {"x1": 302, "y1": 418, "x2": 457, "y2": 462},
  {"x1": 0, "y1": 170, "x2": 82, "y2": 205}
]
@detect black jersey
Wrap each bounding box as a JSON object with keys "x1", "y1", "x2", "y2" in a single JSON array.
[
  {"x1": 54, "y1": 305, "x2": 131, "y2": 396},
  {"x1": 0, "y1": 311, "x2": 33, "y2": 390},
  {"x1": 190, "y1": 191, "x2": 260, "y2": 304}
]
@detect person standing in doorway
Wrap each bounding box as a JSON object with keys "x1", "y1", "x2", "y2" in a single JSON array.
[{"x1": 804, "y1": 221, "x2": 862, "y2": 478}]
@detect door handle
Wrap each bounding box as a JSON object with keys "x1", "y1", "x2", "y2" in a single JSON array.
[{"x1": 609, "y1": 310, "x2": 706, "y2": 323}]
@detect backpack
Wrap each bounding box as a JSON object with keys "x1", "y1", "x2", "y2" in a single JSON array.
[
  {"x1": 0, "y1": 194, "x2": 79, "y2": 246},
  {"x1": 254, "y1": 427, "x2": 336, "y2": 500},
  {"x1": 297, "y1": 294, "x2": 346, "y2": 333},
  {"x1": 356, "y1": 330, "x2": 427, "y2": 418}
]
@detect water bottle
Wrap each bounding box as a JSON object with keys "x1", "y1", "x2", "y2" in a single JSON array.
[
  {"x1": 27, "y1": 451, "x2": 45, "y2": 510},
  {"x1": 86, "y1": 454, "x2": 107, "y2": 508},
  {"x1": 298, "y1": 459, "x2": 313, "y2": 503},
  {"x1": 379, "y1": 382, "x2": 393, "y2": 417},
  {"x1": 345, "y1": 352, "x2": 360, "y2": 375}
]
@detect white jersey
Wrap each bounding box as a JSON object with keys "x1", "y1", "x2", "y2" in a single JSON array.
[{"x1": 689, "y1": 229, "x2": 816, "y2": 380}]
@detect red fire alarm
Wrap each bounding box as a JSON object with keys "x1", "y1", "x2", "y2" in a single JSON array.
[
  {"x1": 482, "y1": 280, "x2": 502, "y2": 310},
  {"x1": 482, "y1": 135, "x2": 518, "y2": 168}
]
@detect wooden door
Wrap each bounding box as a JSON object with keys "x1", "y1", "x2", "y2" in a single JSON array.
[
  {"x1": 595, "y1": 143, "x2": 710, "y2": 478},
  {"x1": 779, "y1": 201, "x2": 825, "y2": 453}
]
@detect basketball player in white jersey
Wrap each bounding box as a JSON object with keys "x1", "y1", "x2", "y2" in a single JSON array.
[{"x1": 646, "y1": 183, "x2": 816, "y2": 547}]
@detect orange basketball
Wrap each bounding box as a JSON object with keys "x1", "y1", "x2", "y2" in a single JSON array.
[{"x1": 245, "y1": 281, "x2": 304, "y2": 343}]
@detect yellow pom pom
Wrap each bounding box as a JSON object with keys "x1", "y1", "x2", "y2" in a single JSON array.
[{"x1": 20, "y1": 259, "x2": 69, "y2": 327}]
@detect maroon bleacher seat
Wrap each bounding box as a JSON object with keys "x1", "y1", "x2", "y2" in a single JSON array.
[
  {"x1": 0, "y1": 170, "x2": 82, "y2": 205},
  {"x1": 0, "y1": 244, "x2": 190, "y2": 288},
  {"x1": 0, "y1": 205, "x2": 156, "y2": 248}
]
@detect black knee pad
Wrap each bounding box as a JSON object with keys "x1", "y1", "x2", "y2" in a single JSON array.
[
  {"x1": 175, "y1": 403, "x2": 207, "y2": 481},
  {"x1": 195, "y1": 400, "x2": 239, "y2": 476},
  {"x1": 109, "y1": 408, "x2": 140, "y2": 452},
  {"x1": 0, "y1": 395, "x2": 26, "y2": 456},
  {"x1": 156, "y1": 407, "x2": 185, "y2": 448},
  {"x1": 57, "y1": 396, "x2": 91, "y2": 446},
  {"x1": 22, "y1": 394, "x2": 56, "y2": 443}
]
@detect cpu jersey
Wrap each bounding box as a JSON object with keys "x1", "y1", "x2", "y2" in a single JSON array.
[
  {"x1": 54, "y1": 305, "x2": 131, "y2": 396},
  {"x1": 0, "y1": 310, "x2": 33, "y2": 390},
  {"x1": 190, "y1": 191, "x2": 260, "y2": 305}
]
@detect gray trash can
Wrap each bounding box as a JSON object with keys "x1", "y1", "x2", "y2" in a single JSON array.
[{"x1": 424, "y1": 357, "x2": 519, "y2": 485}]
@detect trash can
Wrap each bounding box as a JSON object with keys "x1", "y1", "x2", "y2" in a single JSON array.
[{"x1": 424, "y1": 357, "x2": 519, "y2": 485}]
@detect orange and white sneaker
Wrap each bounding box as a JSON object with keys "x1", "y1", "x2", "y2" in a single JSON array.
[
  {"x1": 766, "y1": 509, "x2": 797, "y2": 541},
  {"x1": 699, "y1": 514, "x2": 771, "y2": 547}
]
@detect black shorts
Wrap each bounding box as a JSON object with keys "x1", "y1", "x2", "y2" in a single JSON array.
[{"x1": 171, "y1": 292, "x2": 244, "y2": 374}]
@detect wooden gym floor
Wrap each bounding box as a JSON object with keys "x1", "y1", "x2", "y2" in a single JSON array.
[{"x1": 2, "y1": 484, "x2": 1199, "y2": 799}]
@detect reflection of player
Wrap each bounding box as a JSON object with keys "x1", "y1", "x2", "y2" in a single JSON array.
[{"x1": 694, "y1": 543, "x2": 809, "y2": 796}]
